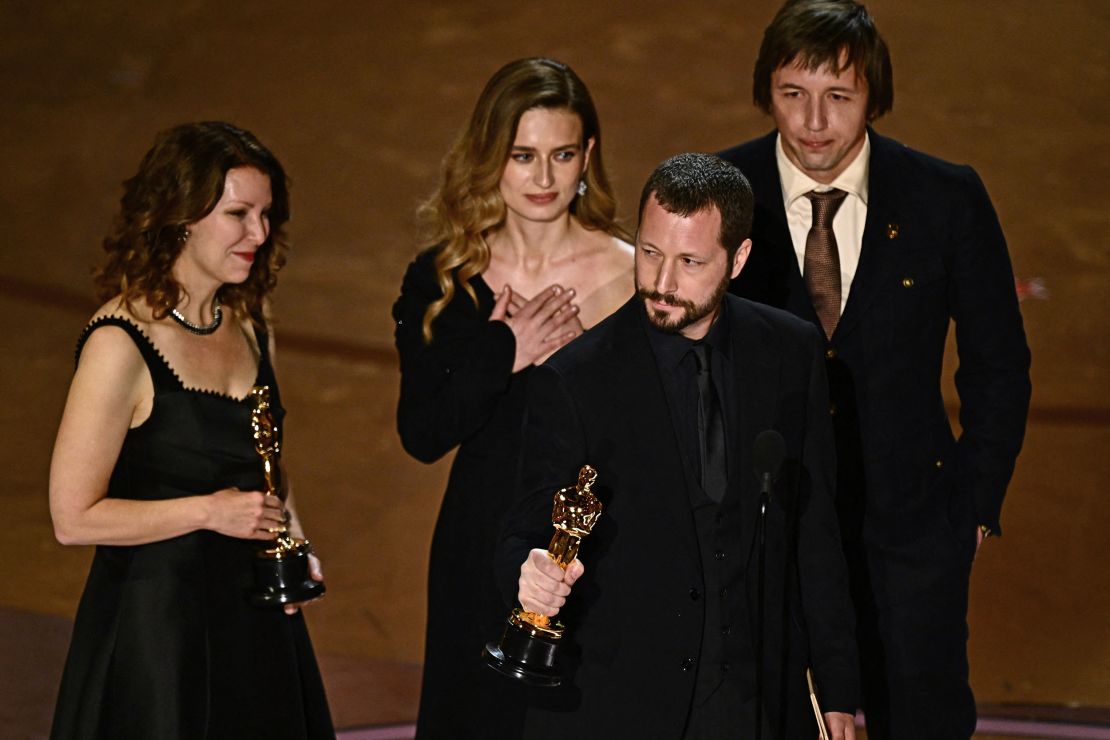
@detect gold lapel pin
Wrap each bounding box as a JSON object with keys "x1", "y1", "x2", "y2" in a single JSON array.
[{"x1": 886, "y1": 223, "x2": 900, "y2": 239}]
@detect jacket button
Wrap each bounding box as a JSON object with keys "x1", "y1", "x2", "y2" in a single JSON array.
[
  {"x1": 935, "y1": 459, "x2": 944, "y2": 469},
  {"x1": 681, "y1": 658, "x2": 695, "y2": 671},
  {"x1": 722, "y1": 661, "x2": 732, "y2": 673},
  {"x1": 825, "y1": 348, "x2": 837, "y2": 360},
  {"x1": 689, "y1": 588, "x2": 701, "y2": 601},
  {"x1": 714, "y1": 550, "x2": 725, "y2": 560},
  {"x1": 902, "y1": 277, "x2": 915, "y2": 288},
  {"x1": 721, "y1": 625, "x2": 731, "y2": 636}
]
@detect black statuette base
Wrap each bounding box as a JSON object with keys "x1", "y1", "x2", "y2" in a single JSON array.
[
  {"x1": 247, "y1": 547, "x2": 326, "y2": 608},
  {"x1": 483, "y1": 620, "x2": 563, "y2": 687}
]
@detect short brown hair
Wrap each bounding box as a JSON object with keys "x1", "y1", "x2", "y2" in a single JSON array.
[
  {"x1": 95, "y1": 121, "x2": 290, "y2": 324},
  {"x1": 638, "y1": 153, "x2": 754, "y2": 262},
  {"x1": 753, "y1": 0, "x2": 893, "y2": 121}
]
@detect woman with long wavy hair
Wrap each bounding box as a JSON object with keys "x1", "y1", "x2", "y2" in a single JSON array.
[
  {"x1": 49, "y1": 121, "x2": 332, "y2": 738},
  {"x1": 393, "y1": 57, "x2": 634, "y2": 738}
]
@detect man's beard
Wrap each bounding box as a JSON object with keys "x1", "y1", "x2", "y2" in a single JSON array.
[{"x1": 638, "y1": 271, "x2": 731, "y2": 335}]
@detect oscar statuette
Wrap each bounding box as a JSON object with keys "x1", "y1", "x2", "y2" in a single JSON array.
[
  {"x1": 484, "y1": 464, "x2": 602, "y2": 687},
  {"x1": 245, "y1": 385, "x2": 325, "y2": 608}
]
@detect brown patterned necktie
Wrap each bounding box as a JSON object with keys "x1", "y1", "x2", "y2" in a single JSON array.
[{"x1": 803, "y1": 188, "x2": 848, "y2": 339}]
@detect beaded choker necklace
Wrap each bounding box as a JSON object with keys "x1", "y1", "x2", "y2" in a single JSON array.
[{"x1": 170, "y1": 298, "x2": 222, "y2": 335}]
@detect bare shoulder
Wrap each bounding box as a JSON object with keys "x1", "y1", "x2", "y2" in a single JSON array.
[
  {"x1": 90, "y1": 296, "x2": 155, "y2": 329},
  {"x1": 575, "y1": 233, "x2": 635, "y2": 328},
  {"x1": 78, "y1": 298, "x2": 150, "y2": 377},
  {"x1": 588, "y1": 233, "x2": 634, "y2": 288},
  {"x1": 585, "y1": 231, "x2": 634, "y2": 273}
]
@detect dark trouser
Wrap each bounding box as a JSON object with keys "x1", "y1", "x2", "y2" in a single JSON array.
[
  {"x1": 682, "y1": 683, "x2": 771, "y2": 740},
  {"x1": 846, "y1": 540, "x2": 977, "y2": 740}
]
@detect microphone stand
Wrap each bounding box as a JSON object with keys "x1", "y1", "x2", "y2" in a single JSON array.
[{"x1": 755, "y1": 470, "x2": 771, "y2": 740}]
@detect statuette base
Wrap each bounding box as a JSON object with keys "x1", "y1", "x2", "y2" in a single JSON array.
[
  {"x1": 483, "y1": 615, "x2": 563, "y2": 688},
  {"x1": 247, "y1": 544, "x2": 325, "y2": 608}
]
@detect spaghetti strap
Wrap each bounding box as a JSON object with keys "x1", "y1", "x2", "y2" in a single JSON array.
[
  {"x1": 252, "y1": 324, "x2": 278, "y2": 388},
  {"x1": 76, "y1": 316, "x2": 181, "y2": 393}
]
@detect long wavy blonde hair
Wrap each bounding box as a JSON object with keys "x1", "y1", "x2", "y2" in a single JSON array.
[{"x1": 418, "y1": 57, "x2": 626, "y2": 342}]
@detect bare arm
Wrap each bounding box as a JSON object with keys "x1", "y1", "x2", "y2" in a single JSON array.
[{"x1": 49, "y1": 325, "x2": 283, "y2": 546}]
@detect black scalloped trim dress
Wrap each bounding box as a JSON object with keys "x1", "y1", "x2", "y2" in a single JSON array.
[{"x1": 50, "y1": 317, "x2": 334, "y2": 740}]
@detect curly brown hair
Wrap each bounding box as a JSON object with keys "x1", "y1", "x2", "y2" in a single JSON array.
[
  {"x1": 95, "y1": 121, "x2": 290, "y2": 324},
  {"x1": 418, "y1": 58, "x2": 628, "y2": 343}
]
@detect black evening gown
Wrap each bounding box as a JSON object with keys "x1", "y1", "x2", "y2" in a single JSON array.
[
  {"x1": 393, "y1": 249, "x2": 530, "y2": 739},
  {"x1": 51, "y1": 317, "x2": 334, "y2": 740}
]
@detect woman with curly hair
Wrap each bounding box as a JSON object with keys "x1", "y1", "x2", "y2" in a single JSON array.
[
  {"x1": 393, "y1": 58, "x2": 634, "y2": 739},
  {"x1": 49, "y1": 121, "x2": 333, "y2": 738}
]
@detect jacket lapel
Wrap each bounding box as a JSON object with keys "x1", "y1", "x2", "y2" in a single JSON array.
[
  {"x1": 834, "y1": 130, "x2": 908, "y2": 342},
  {"x1": 602, "y1": 300, "x2": 702, "y2": 565}
]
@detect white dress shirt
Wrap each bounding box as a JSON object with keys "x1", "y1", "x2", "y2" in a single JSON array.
[{"x1": 776, "y1": 133, "x2": 870, "y2": 314}]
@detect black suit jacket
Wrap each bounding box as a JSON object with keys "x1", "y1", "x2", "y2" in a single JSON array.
[
  {"x1": 497, "y1": 295, "x2": 858, "y2": 739},
  {"x1": 719, "y1": 131, "x2": 1032, "y2": 603}
]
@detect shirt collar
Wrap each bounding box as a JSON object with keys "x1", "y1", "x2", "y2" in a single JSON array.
[{"x1": 776, "y1": 131, "x2": 870, "y2": 207}]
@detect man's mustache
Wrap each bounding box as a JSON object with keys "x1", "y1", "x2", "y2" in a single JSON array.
[{"x1": 638, "y1": 289, "x2": 696, "y2": 311}]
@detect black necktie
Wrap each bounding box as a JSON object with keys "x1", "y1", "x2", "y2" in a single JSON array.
[
  {"x1": 692, "y1": 344, "x2": 727, "y2": 503},
  {"x1": 803, "y1": 188, "x2": 848, "y2": 339}
]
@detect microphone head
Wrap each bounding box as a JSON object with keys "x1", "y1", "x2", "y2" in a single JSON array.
[{"x1": 753, "y1": 429, "x2": 786, "y2": 480}]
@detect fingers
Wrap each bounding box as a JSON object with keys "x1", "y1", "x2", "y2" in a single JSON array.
[
  {"x1": 823, "y1": 712, "x2": 855, "y2": 740},
  {"x1": 518, "y1": 549, "x2": 577, "y2": 616},
  {"x1": 505, "y1": 285, "x2": 583, "y2": 371},
  {"x1": 308, "y1": 553, "x2": 324, "y2": 582},
  {"x1": 517, "y1": 285, "x2": 575, "y2": 320},
  {"x1": 539, "y1": 295, "x2": 582, "y2": 348},
  {"x1": 489, "y1": 285, "x2": 512, "y2": 322},
  {"x1": 243, "y1": 491, "x2": 285, "y2": 538},
  {"x1": 506, "y1": 292, "x2": 526, "y2": 318},
  {"x1": 542, "y1": 326, "x2": 580, "y2": 348},
  {"x1": 564, "y1": 559, "x2": 585, "y2": 586},
  {"x1": 282, "y1": 557, "x2": 325, "y2": 615}
]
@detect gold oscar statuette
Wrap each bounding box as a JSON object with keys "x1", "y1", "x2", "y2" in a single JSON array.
[
  {"x1": 484, "y1": 464, "x2": 602, "y2": 687},
  {"x1": 245, "y1": 385, "x2": 325, "y2": 608}
]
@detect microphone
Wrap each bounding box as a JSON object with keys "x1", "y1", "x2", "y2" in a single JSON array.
[
  {"x1": 752, "y1": 428, "x2": 786, "y2": 740},
  {"x1": 753, "y1": 429, "x2": 786, "y2": 497}
]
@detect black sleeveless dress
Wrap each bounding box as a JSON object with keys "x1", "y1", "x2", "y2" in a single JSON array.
[{"x1": 51, "y1": 317, "x2": 334, "y2": 740}]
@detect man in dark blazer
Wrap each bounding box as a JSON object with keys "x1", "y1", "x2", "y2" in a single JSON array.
[
  {"x1": 497, "y1": 153, "x2": 859, "y2": 739},
  {"x1": 717, "y1": 2, "x2": 1032, "y2": 737}
]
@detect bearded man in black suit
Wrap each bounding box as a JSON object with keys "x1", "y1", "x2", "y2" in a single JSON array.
[
  {"x1": 498, "y1": 153, "x2": 859, "y2": 739},
  {"x1": 717, "y1": 2, "x2": 1032, "y2": 737}
]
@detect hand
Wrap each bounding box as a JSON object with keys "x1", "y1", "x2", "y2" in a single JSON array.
[
  {"x1": 205, "y1": 488, "x2": 285, "y2": 540},
  {"x1": 823, "y1": 711, "x2": 856, "y2": 740},
  {"x1": 505, "y1": 290, "x2": 586, "y2": 338},
  {"x1": 517, "y1": 548, "x2": 584, "y2": 617},
  {"x1": 490, "y1": 285, "x2": 582, "y2": 372},
  {"x1": 284, "y1": 553, "x2": 325, "y2": 615}
]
